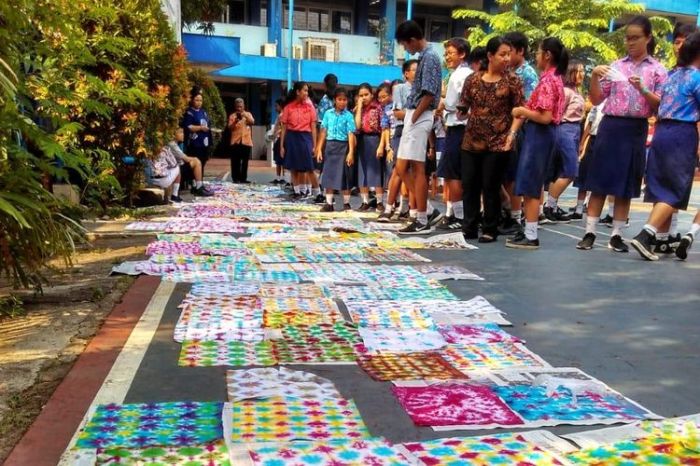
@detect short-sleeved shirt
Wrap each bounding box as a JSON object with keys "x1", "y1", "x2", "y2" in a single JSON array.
[
  {"x1": 459, "y1": 72, "x2": 525, "y2": 152},
  {"x1": 359, "y1": 100, "x2": 387, "y2": 134},
  {"x1": 562, "y1": 87, "x2": 585, "y2": 123},
  {"x1": 280, "y1": 100, "x2": 317, "y2": 133},
  {"x1": 182, "y1": 107, "x2": 211, "y2": 148},
  {"x1": 526, "y1": 68, "x2": 565, "y2": 125},
  {"x1": 601, "y1": 55, "x2": 667, "y2": 119},
  {"x1": 392, "y1": 82, "x2": 411, "y2": 127},
  {"x1": 515, "y1": 62, "x2": 539, "y2": 101},
  {"x1": 406, "y1": 44, "x2": 442, "y2": 110},
  {"x1": 444, "y1": 64, "x2": 473, "y2": 127},
  {"x1": 317, "y1": 94, "x2": 334, "y2": 123},
  {"x1": 658, "y1": 67, "x2": 700, "y2": 122},
  {"x1": 230, "y1": 116, "x2": 253, "y2": 146},
  {"x1": 321, "y1": 108, "x2": 356, "y2": 141}
]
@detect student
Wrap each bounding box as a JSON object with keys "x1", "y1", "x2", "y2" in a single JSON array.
[
  {"x1": 354, "y1": 83, "x2": 388, "y2": 212},
  {"x1": 379, "y1": 60, "x2": 418, "y2": 221},
  {"x1": 544, "y1": 61, "x2": 585, "y2": 222},
  {"x1": 182, "y1": 87, "x2": 212, "y2": 170},
  {"x1": 279, "y1": 82, "x2": 319, "y2": 200},
  {"x1": 500, "y1": 32, "x2": 541, "y2": 234},
  {"x1": 394, "y1": 20, "x2": 443, "y2": 235},
  {"x1": 467, "y1": 46, "x2": 487, "y2": 73},
  {"x1": 169, "y1": 128, "x2": 213, "y2": 197},
  {"x1": 458, "y1": 36, "x2": 524, "y2": 243},
  {"x1": 506, "y1": 37, "x2": 567, "y2": 250},
  {"x1": 377, "y1": 82, "x2": 395, "y2": 196},
  {"x1": 572, "y1": 101, "x2": 605, "y2": 219},
  {"x1": 436, "y1": 37, "x2": 472, "y2": 231},
  {"x1": 315, "y1": 88, "x2": 356, "y2": 212},
  {"x1": 630, "y1": 32, "x2": 700, "y2": 261},
  {"x1": 577, "y1": 16, "x2": 667, "y2": 252},
  {"x1": 268, "y1": 98, "x2": 287, "y2": 184}
]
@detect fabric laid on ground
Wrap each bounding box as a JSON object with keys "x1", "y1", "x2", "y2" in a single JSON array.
[
  {"x1": 323, "y1": 284, "x2": 458, "y2": 301},
  {"x1": 356, "y1": 352, "x2": 467, "y2": 381},
  {"x1": 164, "y1": 218, "x2": 246, "y2": 233},
  {"x1": 262, "y1": 298, "x2": 343, "y2": 328},
  {"x1": 439, "y1": 342, "x2": 550, "y2": 372},
  {"x1": 258, "y1": 283, "x2": 329, "y2": 298},
  {"x1": 347, "y1": 301, "x2": 435, "y2": 329},
  {"x1": 358, "y1": 328, "x2": 448, "y2": 354},
  {"x1": 189, "y1": 282, "x2": 261, "y2": 296},
  {"x1": 179, "y1": 340, "x2": 277, "y2": 367},
  {"x1": 249, "y1": 438, "x2": 415, "y2": 466},
  {"x1": 75, "y1": 402, "x2": 223, "y2": 449},
  {"x1": 225, "y1": 367, "x2": 343, "y2": 401},
  {"x1": 223, "y1": 397, "x2": 370, "y2": 444},
  {"x1": 275, "y1": 323, "x2": 365, "y2": 364},
  {"x1": 437, "y1": 324, "x2": 522, "y2": 345},
  {"x1": 124, "y1": 221, "x2": 168, "y2": 231},
  {"x1": 95, "y1": 440, "x2": 231, "y2": 465},
  {"x1": 412, "y1": 264, "x2": 484, "y2": 281}
]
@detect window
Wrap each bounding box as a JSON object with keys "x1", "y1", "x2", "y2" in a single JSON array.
[
  {"x1": 332, "y1": 10, "x2": 352, "y2": 34},
  {"x1": 223, "y1": 0, "x2": 245, "y2": 24},
  {"x1": 368, "y1": 14, "x2": 381, "y2": 37},
  {"x1": 429, "y1": 20, "x2": 449, "y2": 42},
  {"x1": 283, "y1": 7, "x2": 307, "y2": 30},
  {"x1": 260, "y1": 3, "x2": 267, "y2": 26},
  {"x1": 308, "y1": 8, "x2": 330, "y2": 32}
]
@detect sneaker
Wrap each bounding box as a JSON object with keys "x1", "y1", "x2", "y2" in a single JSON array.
[
  {"x1": 358, "y1": 203, "x2": 371, "y2": 212},
  {"x1": 368, "y1": 197, "x2": 378, "y2": 208},
  {"x1": 289, "y1": 192, "x2": 302, "y2": 201},
  {"x1": 576, "y1": 232, "x2": 596, "y2": 250},
  {"x1": 375, "y1": 202, "x2": 384, "y2": 213},
  {"x1": 398, "y1": 220, "x2": 432, "y2": 235},
  {"x1": 191, "y1": 186, "x2": 214, "y2": 197},
  {"x1": 396, "y1": 210, "x2": 410, "y2": 221},
  {"x1": 547, "y1": 206, "x2": 572, "y2": 223},
  {"x1": 376, "y1": 210, "x2": 394, "y2": 222},
  {"x1": 608, "y1": 234, "x2": 629, "y2": 253},
  {"x1": 313, "y1": 193, "x2": 325, "y2": 204},
  {"x1": 505, "y1": 231, "x2": 540, "y2": 249},
  {"x1": 631, "y1": 229, "x2": 658, "y2": 261},
  {"x1": 437, "y1": 215, "x2": 463, "y2": 231},
  {"x1": 538, "y1": 213, "x2": 553, "y2": 225},
  {"x1": 498, "y1": 217, "x2": 522, "y2": 236},
  {"x1": 669, "y1": 233, "x2": 682, "y2": 250},
  {"x1": 570, "y1": 211, "x2": 583, "y2": 220},
  {"x1": 463, "y1": 231, "x2": 478, "y2": 240},
  {"x1": 675, "y1": 233, "x2": 694, "y2": 260},
  {"x1": 599, "y1": 215, "x2": 613, "y2": 227},
  {"x1": 343, "y1": 203, "x2": 352, "y2": 211},
  {"x1": 270, "y1": 179, "x2": 279, "y2": 184},
  {"x1": 653, "y1": 237, "x2": 675, "y2": 255},
  {"x1": 170, "y1": 194, "x2": 183, "y2": 203},
  {"x1": 320, "y1": 203, "x2": 334, "y2": 212},
  {"x1": 428, "y1": 208, "x2": 444, "y2": 226}
]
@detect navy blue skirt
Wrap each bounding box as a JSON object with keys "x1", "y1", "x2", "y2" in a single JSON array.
[
  {"x1": 386, "y1": 126, "x2": 403, "y2": 186},
  {"x1": 554, "y1": 122, "x2": 581, "y2": 179},
  {"x1": 514, "y1": 122, "x2": 556, "y2": 198},
  {"x1": 437, "y1": 125, "x2": 464, "y2": 180},
  {"x1": 320, "y1": 140, "x2": 349, "y2": 191},
  {"x1": 273, "y1": 139, "x2": 283, "y2": 166},
  {"x1": 644, "y1": 120, "x2": 698, "y2": 210},
  {"x1": 358, "y1": 134, "x2": 385, "y2": 188},
  {"x1": 574, "y1": 135, "x2": 596, "y2": 188},
  {"x1": 582, "y1": 116, "x2": 648, "y2": 199},
  {"x1": 283, "y1": 130, "x2": 315, "y2": 172}
]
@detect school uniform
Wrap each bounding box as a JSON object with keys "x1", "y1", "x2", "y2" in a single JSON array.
[
  {"x1": 644, "y1": 67, "x2": 700, "y2": 210},
  {"x1": 515, "y1": 68, "x2": 566, "y2": 198},
  {"x1": 438, "y1": 64, "x2": 472, "y2": 181},
  {"x1": 583, "y1": 56, "x2": 667, "y2": 199},
  {"x1": 506, "y1": 63, "x2": 540, "y2": 183},
  {"x1": 320, "y1": 108, "x2": 356, "y2": 191},
  {"x1": 182, "y1": 106, "x2": 211, "y2": 167},
  {"x1": 357, "y1": 100, "x2": 388, "y2": 188},
  {"x1": 388, "y1": 82, "x2": 410, "y2": 184},
  {"x1": 280, "y1": 99, "x2": 317, "y2": 172},
  {"x1": 574, "y1": 102, "x2": 605, "y2": 188},
  {"x1": 551, "y1": 86, "x2": 585, "y2": 180}
]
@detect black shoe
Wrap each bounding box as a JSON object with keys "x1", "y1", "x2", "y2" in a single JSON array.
[
  {"x1": 631, "y1": 229, "x2": 658, "y2": 261},
  {"x1": 669, "y1": 233, "x2": 682, "y2": 250},
  {"x1": 577, "y1": 232, "x2": 596, "y2": 250},
  {"x1": 289, "y1": 192, "x2": 302, "y2": 201},
  {"x1": 397, "y1": 210, "x2": 410, "y2": 221},
  {"x1": 170, "y1": 195, "x2": 183, "y2": 203},
  {"x1": 505, "y1": 231, "x2": 539, "y2": 249},
  {"x1": 608, "y1": 234, "x2": 629, "y2": 253},
  {"x1": 675, "y1": 233, "x2": 694, "y2": 260},
  {"x1": 368, "y1": 197, "x2": 378, "y2": 208},
  {"x1": 313, "y1": 193, "x2": 325, "y2": 204},
  {"x1": 375, "y1": 203, "x2": 384, "y2": 213},
  {"x1": 377, "y1": 210, "x2": 394, "y2": 222},
  {"x1": 599, "y1": 215, "x2": 613, "y2": 227},
  {"x1": 350, "y1": 187, "x2": 359, "y2": 196},
  {"x1": 463, "y1": 230, "x2": 478, "y2": 240},
  {"x1": 398, "y1": 220, "x2": 432, "y2": 235},
  {"x1": 358, "y1": 203, "x2": 371, "y2": 212},
  {"x1": 320, "y1": 203, "x2": 334, "y2": 212},
  {"x1": 192, "y1": 186, "x2": 214, "y2": 197},
  {"x1": 498, "y1": 217, "x2": 522, "y2": 236},
  {"x1": 538, "y1": 213, "x2": 553, "y2": 225},
  {"x1": 241, "y1": 180, "x2": 251, "y2": 184},
  {"x1": 478, "y1": 233, "x2": 498, "y2": 243},
  {"x1": 654, "y1": 237, "x2": 675, "y2": 255},
  {"x1": 343, "y1": 203, "x2": 352, "y2": 211},
  {"x1": 436, "y1": 215, "x2": 455, "y2": 231},
  {"x1": 428, "y1": 208, "x2": 444, "y2": 226},
  {"x1": 270, "y1": 179, "x2": 278, "y2": 184},
  {"x1": 549, "y1": 206, "x2": 572, "y2": 223},
  {"x1": 570, "y1": 211, "x2": 583, "y2": 220}
]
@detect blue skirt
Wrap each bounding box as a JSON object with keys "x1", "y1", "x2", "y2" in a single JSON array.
[
  {"x1": 320, "y1": 140, "x2": 349, "y2": 191},
  {"x1": 514, "y1": 122, "x2": 556, "y2": 198},
  {"x1": 283, "y1": 130, "x2": 315, "y2": 172},
  {"x1": 644, "y1": 120, "x2": 698, "y2": 210},
  {"x1": 582, "y1": 116, "x2": 648, "y2": 199},
  {"x1": 273, "y1": 139, "x2": 283, "y2": 166},
  {"x1": 358, "y1": 133, "x2": 385, "y2": 188},
  {"x1": 574, "y1": 135, "x2": 596, "y2": 188},
  {"x1": 553, "y1": 122, "x2": 581, "y2": 179},
  {"x1": 386, "y1": 126, "x2": 403, "y2": 186},
  {"x1": 437, "y1": 125, "x2": 464, "y2": 180}
]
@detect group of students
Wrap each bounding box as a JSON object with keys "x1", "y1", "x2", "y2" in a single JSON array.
[{"x1": 272, "y1": 18, "x2": 700, "y2": 261}]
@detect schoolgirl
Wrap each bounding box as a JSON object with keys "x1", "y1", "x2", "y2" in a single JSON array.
[
  {"x1": 577, "y1": 16, "x2": 667, "y2": 252},
  {"x1": 506, "y1": 37, "x2": 568, "y2": 250},
  {"x1": 182, "y1": 87, "x2": 212, "y2": 170},
  {"x1": 354, "y1": 83, "x2": 389, "y2": 212},
  {"x1": 572, "y1": 100, "x2": 605, "y2": 219},
  {"x1": 377, "y1": 82, "x2": 395, "y2": 193}
]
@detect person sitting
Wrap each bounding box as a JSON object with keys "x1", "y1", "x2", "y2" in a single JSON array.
[
  {"x1": 150, "y1": 143, "x2": 184, "y2": 203},
  {"x1": 170, "y1": 127, "x2": 213, "y2": 197}
]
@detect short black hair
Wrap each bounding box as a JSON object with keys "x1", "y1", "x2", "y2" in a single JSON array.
[
  {"x1": 333, "y1": 87, "x2": 348, "y2": 99},
  {"x1": 504, "y1": 31, "x2": 529, "y2": 58},
  {"x1": 467, "y1": 46, "x2": 487, "y2": 71},
  {"x1": 678, "y1": 31, "x2": 700, "y2": 67},
  {"x1": 395, "y1": 20, "x2": 424, "y2": 42},
  {"x1": 674, "y1": 23, "x2": 697, "y2": 41},
  {"x1": 445, "y1": 37, "x2": 470, "y2": 59},
  {"x1": 275, "y1": 98, "x2": 284, "y2": 107},
  {"x1": 402, "y1": 59, "x2": 418, "y2": 74}
]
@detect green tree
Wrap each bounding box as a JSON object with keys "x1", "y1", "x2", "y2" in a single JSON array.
[
  {"x1": 188, "y1": 68, "x2": 227, "y2": 132},
  {"x1": 453, "y1": 0, "x2": 674, "y2": 66},
  {"x1": 181, "y1": 0, "x2": 227, "y2": 33}
]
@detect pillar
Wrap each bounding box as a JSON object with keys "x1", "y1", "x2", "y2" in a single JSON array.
[
  {"x1": 381, "y1": 0, "x2": 397, "y2": 64},
  {"x1": 249, "y1": 0, "x2": 261, "y2": 25},
  {"x1": 354, "y1": 0, "x2": 369, "y2": 35},
  {"x1": 268, "y1": 0, "x2": 282, "y2": 55},
  {"x1": 268, "y1": 80, "x2": 282, "y2": 123}
]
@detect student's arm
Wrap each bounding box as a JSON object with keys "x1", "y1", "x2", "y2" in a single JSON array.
[
  {"x1": 311, "y1": 123, "x2": 318, "y2": 153},
  {"x1": 589, "y1": 65, "x2": 611, "y2": 106},
  {"x1": 412, "y1": 94, "x2": 435, "y2": 123},
  {"x1": 381, "y1": 128, "x2": 393, "y2": 162},
  {"x1": 279, "y1": 124, "x2": 286, "y2": 158},
  {"x1": 504, "y1": 117, "x2": 525, "y2": 152},
  {"x1": 347, "y1": 133, "x2": 356, "y2": 166},
  {"x1": 354, "y1": 101, "x2": 363, "y2": 130},
  {"x1": 427, "y1": 128, "x2": 436, "y2": 160},
  {"x1": 315, "y1": 128, "x2": 326, "y2": 161}
]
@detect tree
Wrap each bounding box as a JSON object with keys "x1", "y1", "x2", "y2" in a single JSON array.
[
  {"x1": 453, "y1": 0, "x2": 674, "y2": 66},
  {"x1": 181, "y1": 0, "x2": 227, "y2": 33}
]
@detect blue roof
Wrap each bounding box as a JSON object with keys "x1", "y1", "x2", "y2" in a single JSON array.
[
  {"x1": 182, "y1": 33, "x2": 241, "y2": 68},
  {"x1": 633, "y1": 0, "x2": 699, "y2": 16}
]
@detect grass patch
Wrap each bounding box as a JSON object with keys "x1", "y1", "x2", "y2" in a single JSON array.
[{"x1": 0, "y1": 296, "x2": 24, "y2": 319}]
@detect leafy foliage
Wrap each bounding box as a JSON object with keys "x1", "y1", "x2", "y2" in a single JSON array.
[
  {"x1": 181, "y1": 0, "x2": 228, "y2": 34},
  {"x1": 188, "y1": 67, "x2": 227, "y2": 132},
  {"x1": 453, "y1": 0, "x2": 674, "y2": 66}
]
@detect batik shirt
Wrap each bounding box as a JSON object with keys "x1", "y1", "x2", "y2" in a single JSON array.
[
  {"x1": 183, "y1": 107, "x2": 211, "y2": 148},
  {"x1": 515, "y1": 62, "x2": 539, "y2": 100},
  {"x1": 321, "y1": 108, "x2": 356, "y2": 141},
  {"x1": 392, "y1": 82, "x2": 411, "y2": 128},
  {"x1": 601, "y1": 55, "x2": 667, "y2": 118},
  {"x1": 359, "y1": 100, "x2": 388, "y2": 134},
  {"x1": 527, "y1": 68, "x2": 565, "y2": 125},
  {"x1": 658, "y1": 66, "x2": 700, "y2": 122},
  {"x1": 317, "y1": 94, "x2": 334, "y2": 123},
  {"x1": 406, "y1": 44, "x2": 442, "y2": 110}
]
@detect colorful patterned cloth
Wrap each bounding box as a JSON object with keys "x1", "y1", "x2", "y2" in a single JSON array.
[
  {"x1": 438, "y1": 324, "x2": 522, "y2": 345},
  {"x1": 96, "y1": 440, "x2": 231, "y2": 465},
  {"x1": 439, "y1": 343, "x2": 547, "y2": 372},
  {"x1": 76, "y1": 402, "x2": 223, "y2": 449},
  {"x1": 226, "y1": 397, "x2": 370, "y2": 443},
  {"x1": 226, "y1": 367, "x2": 342, "y2": 402},
  {"x1": 262, "y1": 298, "x2": 343, "y2": 328},
  {"x1": 358, "y1": 328, "x2": 447, "y2": 354},
  {"x1": 275, "y1": 323, "x2": 364, "y2": 364},
  {"x1": 357, "y1": 352, "x2": 467, "y2": 381},
  {"x1": 179, "y1": 340, "x2": 277, "y2": 367},
  {"x1": 346, "y1": 301, "x2": 435, "y2": 329}
]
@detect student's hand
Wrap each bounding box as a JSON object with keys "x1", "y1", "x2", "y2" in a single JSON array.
[
  {"x1": 376, "y1": 145, "x2": 384, "y2": 158},
  {"x1": 411, "y1": 111, "x2": 420, "y2": 124},
  {"x1": 592, "y1": 65, "x2": 611, "y2": 78},
  {"x1": 428, "y1": 147, "x2": 436, "y2": 160},
  {"x1": 386, "y1": 147, "x2": 394, "y2": 163},
  {"x1": 504, "y1": 132, "x2": 516, "y2": 152},
  {"x1": 512, "y1": 107, "x2": 526, "y2": 119},
  {"x1": 315, "y1": 149, "x2": 323, "y2": 161},
  {"x1": 346, "y1": 154, "x2": 354, "y2": 166},
  {"x1": 628, "y1": 75, "x2": 644, "y2": 92}
]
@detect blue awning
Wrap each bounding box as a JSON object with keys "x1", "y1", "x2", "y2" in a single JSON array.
[
  {"x1": 633, "y1": 0, "x2": 699, "y2": 16},
  {"x1": 182, "y1": 33, "x2": 241, "y2": 68}
]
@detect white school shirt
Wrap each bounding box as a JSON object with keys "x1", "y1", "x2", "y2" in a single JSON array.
[
  {"x1": 587, "y1": 102, "x2": 606, "y2": 136},
  {"x1": 443, "y1": 64, "x2": 473, "y2": 127}
]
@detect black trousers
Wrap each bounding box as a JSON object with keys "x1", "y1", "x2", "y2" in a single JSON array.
[
  {"x1": 230, "y1": 144, "x2": 251, "y2": 182},
  {"x1": 461, "y1": 150, "x2": 509, "y2": 236}
]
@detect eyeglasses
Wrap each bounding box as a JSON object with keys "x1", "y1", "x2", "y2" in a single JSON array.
[{"x1": 624, "y1": 35, "x2": 645, "y2": 42}]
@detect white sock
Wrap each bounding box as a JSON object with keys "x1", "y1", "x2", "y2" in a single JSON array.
[
  {"x1": 409, "y1": 209, "x2": 417, "y2": 218},
  {"x1": 539, "y1": 204, "x2": 544, "y2": 215},
  {"x1": 607, "y1": 202, "x2": 614, "y2": 217},
  {"x1": 343, "y1": 195, "x2": 351, "y2": 204},
  {"x1": 399, "y1": 196, "x2": 409, "y2": 213},
  {"x1": 446, "y1": 201, "x2": 454, "y2": 217},
  {"x1": 385, "y1": 203, "x2": 394, "y2": 214},
  {"x1": 546, "y1": 193, "x2": 557, "y2": 208},
  {"x1": 670, "y1": 213, "x2": 678, "y2": 236},
  {"x1": 172, "y1": 183, "x2": 180, "y2": 196},
  {"x1": 453, "y1": 201, "x2": 464, "y2": 220},
  {"x1": 643, "y1": 224, "x2": 658, "y2": 236},
  {"x1": 195, "y1": 180, "x2": 203, "y2": 189},
  {"x1": 417, "y1": 211, "x2": 428, "y2": 224},
  {"x1": 312, "y1": 187, "x2": 321, "y2": 196},
  {"x1": 575, "y1": 199, "x2": 584, "y2": 214},
  {"x1": 427, "y1": 200, "x2": 435, "y2": 212},
  {"x1": 294, "y1": 185, "x2": 300, "y2": 194},
  {"x1": 657, "y1": 232, "x2": 669, "y2": 241},
  {"x1": 325, "y1": 194, "x2": 334, "y2": 205},
  {"x1": 511, "y1": 210, "x2": 522, "y2": 221},
  {"x1": 305, "y1": 184, "x2": 311, "y2": 194},
  {"x1": 689, "y1": 223, "x2": 700, "y2": 238},
  {"x1": 612, "y1": 220, "x2": 626, "y2": 237},
  {"x1": 586, "y1": 216, "x2": 598, "y2": 234},
  {"x1": 524, "y1": 221, "x2": 538, "y2": 240}
]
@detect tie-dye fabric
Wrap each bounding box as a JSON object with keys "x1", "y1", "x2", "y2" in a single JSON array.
[
  {"x1": 226, "y1": 367, "x2": 343, "y2": 401},
  {"x1": 439, "y1": 342, "x2": 548, "y2": 372},
  {"x1": 358, "y1": 328, "x2": 447, "y2": 354},
  {"x1": 178, "y1": 340, "x2": 277, "y2": 367},
  {"x1": 96, "y1": 440, "x2": 231, "y2": 465},
  {"x1": 438, "y1": 324, "x2": 522, "y2": 345},
  {"x1": 357, "y1": 352, "x2": 467, "y2": 381}
]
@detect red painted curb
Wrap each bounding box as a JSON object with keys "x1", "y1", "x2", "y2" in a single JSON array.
[{"x1": 4, "y1": 275, "x2": 161, "y2": 466}]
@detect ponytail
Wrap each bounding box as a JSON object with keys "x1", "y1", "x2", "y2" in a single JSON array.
[
  {"x1": 628, "y1": 15, "x2": 656, "y2": 56},
  {"x1": 540, "y1": 37, "x2": 569, "y2": 76}
]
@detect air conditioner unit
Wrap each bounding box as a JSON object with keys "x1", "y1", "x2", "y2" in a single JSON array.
[
  {"x1": 302, "y1": 38, "x2": 339, "y2": 62},
  {"x1": 292, "y1": 44, "x2": 304, "y2": 60},
  {"x1": 261, "y1": 43, "x2": 277, "y2": 57}
]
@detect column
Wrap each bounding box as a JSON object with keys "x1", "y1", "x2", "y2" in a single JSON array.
[
  {"x1": 354, "y1": 0, "x2": 368, "y2": 35},
  {"x1": 381, "y1": 0, "x2": 397, "y2": 64},
  {"x1": 249, "y1": 0, "x2": 261, "y2": 25},
  {"x1": 268, "y1": 80, "x2": 282, "y2": 123},
  {"x1": 268, "y1": 0, "x2": 282, "y2": 55}
]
